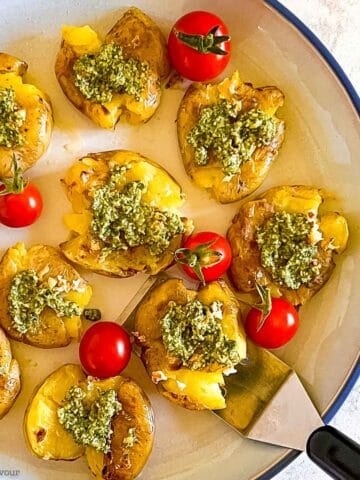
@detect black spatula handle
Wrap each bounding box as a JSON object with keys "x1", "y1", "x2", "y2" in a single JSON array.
[{"x1": 307, "y1": 426, "x2": 360, "y2": 479}]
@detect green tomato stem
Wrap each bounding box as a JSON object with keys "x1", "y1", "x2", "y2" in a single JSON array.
[
  {"x1": 174, "y1": 239, "x2": 222, "y2": 285},
  {"x1": 238, "y1": 283, "x2": 273, "y2": 332},
  {"x1": 175, "y1": 25, "x2": 230, "y2": 55},
  {"x1": 0, "y1": 154, "x2": 26, "y2": 195}
]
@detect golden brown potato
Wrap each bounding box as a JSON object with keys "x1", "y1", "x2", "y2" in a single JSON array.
[
  {"x1": 60, "y1": 150, "x2": 192, "y2": 277},
  {"x1": 0, "y1": 326, "x2": 20, "y2": 419},
  {"x1": 0, "y1": 52, "x2": 53, "y2": 178},
  {"x1": 177, "y1": 71, "x2": 285, "y2": 203},
  {"x1": 227, "y1": 185, "x2": 349, "y2": 306},
  {"x1": 134, "y1": 278, "x2": 247, "y2": 410},
  {"x1": 24, "y1": 364, "x2": 154, "y2": 480},
  {"x1": 55, "y1": 7, "x2": 170, "y2": 129},
  {"x1": 0, "y1": 243, "x2": 92, "y2": 348}
]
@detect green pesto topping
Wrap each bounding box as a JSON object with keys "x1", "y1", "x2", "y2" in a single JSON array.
[
  {"x1": 0, "y1": 87, "x2": 25, "y2": 147},
  {"x1": 83, "y1": 308, "x2": 102, "y2": 322},
  {"x1": 91, "y1": 164, "x2": 184, "y2": 257},
  {"x1": 187, "y1": 100, "x2": 277, "y2": 177},
  {"x1": 122, "y1": 427, "x2": 138, "y2": 450},
  {"x1": 161, "y1": 300, "x2": 241, "y2": 370},
  {"x1": 57, "y1": 386, "x2": 121, "y2": 453},
  {"x1": 8, "y1": 270, "x2": 82, "y2": 335},
  {"x1": 256, "y1": 212, "x2": 321, "y2": 290},
  {"x1": 73, "y1": 43, "x2": 149, "y2": 104}
]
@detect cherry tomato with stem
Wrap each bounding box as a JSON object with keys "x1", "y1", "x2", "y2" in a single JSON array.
[
  {"x1": 174, "y1": 231, "x2": 232, "y2": 285},
  {"x1": 79, "y1": 322, "x2": 131, "y2": 379},
  {"x1": 244, "y1": 284, "x2": 299, "y2": 349},
  {"x1": 0, "y1": 156, "x2": 43, "y2": 228},
  {"x1": 168, "y1": 11, "x2": 231, "y2": 81}
]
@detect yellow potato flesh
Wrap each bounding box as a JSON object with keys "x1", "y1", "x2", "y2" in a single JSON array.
[
  {"x1": 0, "y1": 73, "x2": 43, "y2": 100},
  {"x1": 63, "y1": 212, "x2": 91, "y2": 235},
  {"x1": 62, "y1": 284, "x2": 92, "y2": 339},
  {"x1": 193, "y1": 166, "x2": 224, "y2": 190},
  {"x1": 263, "y1": 186, "x2": 323, "y2": 214},
  {"x1": 320, "y1": 212, "x2": 349, "y2": 253},
  {"x1": 24, "y1": 364, "x2": 86, "y2": 460},
  {"x1": 61, "y1": 25, "x2": 102, "y2": 55},
  {"x1": 164, "y1": 370, "x2": 226, "y2": 410},
  {"x1": 86, "y1": 448, "x2": 104, "y2": 480}
]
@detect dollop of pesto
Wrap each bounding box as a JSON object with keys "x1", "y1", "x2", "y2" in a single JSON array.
[
  {"x1": 57, "y1": 386, "x2": 121, "y2": 453},
  {"x1": 0, "y1": 87, "x2": 26, "y2": 147},
  {"x1": 8, "y1": 270, "x2": 82, "y2": 334},
  {"x1": 73, "y1": 43, "x2": 149, "y2": 104},
  {"x1": 91, "y1": 164, "x2": 184, "y2": 257},
  {"x1": 187, "y1": 100, "x2": 277, "y2": 177},
  {"x1": 256, "y1": 212, "x2": 321, "y2": 290},
  {"x1": 161, "y1": 300, "x2": 241, "y2": 370}
]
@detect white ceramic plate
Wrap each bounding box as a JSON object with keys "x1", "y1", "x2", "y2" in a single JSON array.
[{"x1": 0, "y1": 1, "x2": 359, "y2": 479}]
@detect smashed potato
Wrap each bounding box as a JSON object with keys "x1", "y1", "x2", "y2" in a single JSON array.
[
  {"x1": 227, "y1": 185, "x2": 349, "y2": 306},
  {"x1": 0, "y1": 326, "x2": 20, "y2": 419},
  {"x1": 55, "y1": 7, "x2": 170, "y2": 129},
  {"x1": 0, "y1": 52, "x2": 53, "y2": 178},
  {"x1": 0, "y1": 243, "x2": 92, "y2": 348},
  {"x1": 134, "y1": 279, "x2": 247, "y2": 410},
  {"x1": 177, "y1": 71, "x2": 285, "y2": 203},
  {"x1": 60, "y1": 150, "x2": 192, "y2": 277},
  {"x1": 24, "y1": 364, "x2": 154, "y2": 480}
]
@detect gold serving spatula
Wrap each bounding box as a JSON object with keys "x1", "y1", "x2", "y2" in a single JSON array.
[{"x1": 117, "y1": 271, "x2": 360, "y2": 479}]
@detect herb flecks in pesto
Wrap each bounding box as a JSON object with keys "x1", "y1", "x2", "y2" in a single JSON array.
[
  {"x1": 187, "y1": 100, "x2": 277, "y2": 177},
  {"x1": 91, "y1": 164, "x2": 184, "y2": 257},
  {"x1": 73, "y1": 43, "x2": 149, "y2": 104},
  {"x1": 161, "y1": 300, "x2": 240, "y2": 370},
  {"x1": 8, "y1": 270, "x2": 82, "y2": 334},
  {"x1": 0, "y1": 87, "x2": 26, "y2": 148},
  {"x1": 256, "y1": 212, "x2": 321, "y2": 290},
  {"x1": 122, "y1": 427, "x2": 138, "y2": 450},
  {"x1": 57, "y1": 386, "x2": 121, "y2": 453}
]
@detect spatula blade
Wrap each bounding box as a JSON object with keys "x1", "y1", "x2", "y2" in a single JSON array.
[{"x1": 245, "y1": 370, "x2": 324, "y2": 450}]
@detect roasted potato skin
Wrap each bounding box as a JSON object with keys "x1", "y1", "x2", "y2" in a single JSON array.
[
  {"x1": 0, "y1": 242, "x2": 92, "y2": 348},
  {"x1": 60, "y1": 150, "x2": 192, "y2": 277},
  {"x1": 177, "y1": 71, "x2": 285, "y2": 203},
  {"x1": 0, "y1": 52, "x2": 53, "y2": 178},
  {"x1": 227, "y1": 185, "x2": 348, "y2": 306},
  {"x1": 0, "y1": 327, "x2": 20, "y2": 419},
  {"x1": 55, "y1": 7, "x2": 170, "y2": 129},
  {"x1": 134, "y1": 278, "x2": 246, "y2": 410}
]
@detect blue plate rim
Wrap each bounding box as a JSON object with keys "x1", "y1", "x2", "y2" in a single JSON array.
[{"x1": 256, "y1": 1, "x2": 360, "y2": 479}]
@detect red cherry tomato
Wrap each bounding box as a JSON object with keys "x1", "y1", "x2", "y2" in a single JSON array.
[
  {"x1": 245, "y1": 298, "x2": 299, "y2": 349},
  {"x1": 168, "y1": 11, "x2": 231, "y2": 81},
  {"x1": 0, "y1": 182, "x2": 43, "y2": 228},
  {"x1": 175, "y1": 231, "x2": 232, "y2": 284},
  {"x1": 79, "y1": 322, "x2": 131, "y2": 379}
]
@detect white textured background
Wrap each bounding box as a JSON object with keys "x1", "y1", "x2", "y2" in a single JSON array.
[{"x1": 274, "y1": 2, "x2": 359, "y2": 479}]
